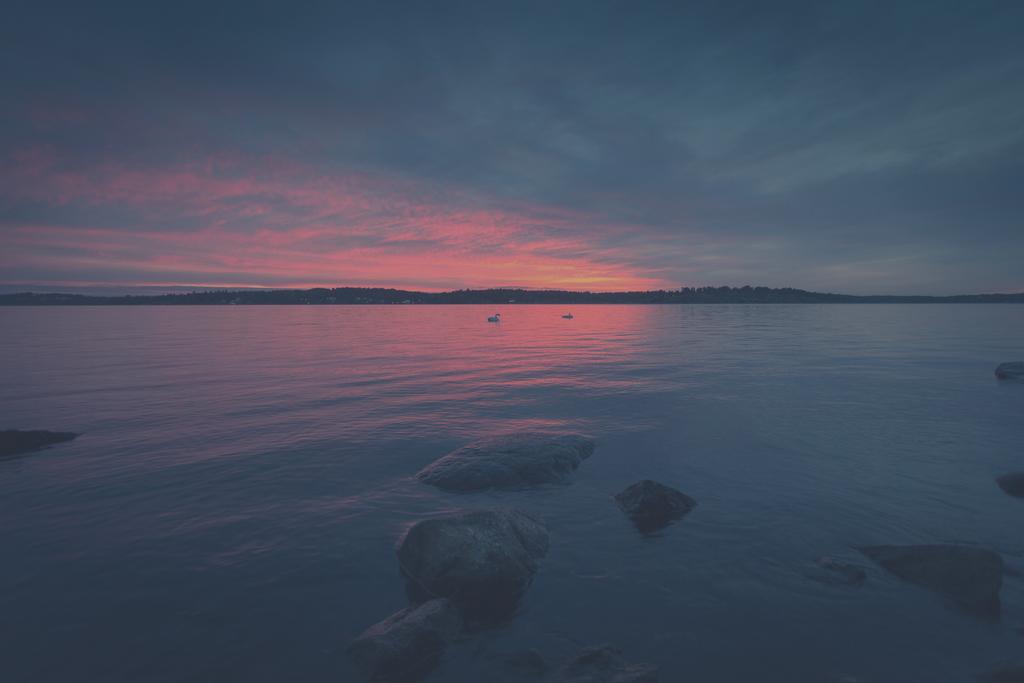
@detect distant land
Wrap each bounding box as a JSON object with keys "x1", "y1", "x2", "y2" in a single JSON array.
[{"x1": 2, "y1": 286, "x2": 1023, "y2": 305}]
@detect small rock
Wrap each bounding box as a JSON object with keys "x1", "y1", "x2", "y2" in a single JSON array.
[
  {"x1": 809, "y1": 557, "x2": 867, "y2": 587},
  {"x1": 397, "y1": 509, "x2": 549, "y2": 625},
  {"x1": 347, "y1": 598, "x2": 462, "y2": 682},
  {"x1": 996, "y1": 473, "x2": 1024, "y2": 499},
  {"x1": 859, "y1": 544, "x2": 1003, "y2": 619},
  {"x1": 0, "y1": 429, "x2": 78, "y2": 458},
  {"x1": 556, "y1": 645, "x2": 658, "y2": 682},
  {"x1": 978, "y1": 664, "x2": 1024, "y2": 682},
  {"x1": 416, "y1": 432, "x2": 595, "y2": 491},
  {"x1": 614, "y1": 480, "x2": 697, "y2": 532},
  {"x1": 995, "y1": 362, "x2": 1024, "y2": 380}
]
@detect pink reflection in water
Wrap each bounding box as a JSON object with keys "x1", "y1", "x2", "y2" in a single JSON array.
[{"x1": 0, "y1": 305, "x2": 670, "y2": 477}]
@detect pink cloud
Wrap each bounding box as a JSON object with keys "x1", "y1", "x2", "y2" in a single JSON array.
[{"x1": 1, "y1": 150, "x2": 678, "y2": 291}]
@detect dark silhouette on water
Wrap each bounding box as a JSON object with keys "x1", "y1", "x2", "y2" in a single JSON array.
[
  {"x1": 996, "y1": 473, "x2": 1024, "y2": 499},
  {"x1": 859, "y1": 544, "x2": 1004, "y2": 620},
  {"x1": 995, "y1": 362, "x2": 1024, "y2": 380},
  {"x1": 0, "y1": 430, "x2": 78, "y2": 458}
]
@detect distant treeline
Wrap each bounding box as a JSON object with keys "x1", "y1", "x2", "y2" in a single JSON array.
[{"x1": 2, "y1": 286, "x2": 1023, "y2": 305}]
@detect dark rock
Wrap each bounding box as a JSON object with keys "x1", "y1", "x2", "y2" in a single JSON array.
[
  {"x1": 995, "y1": 362, "x2": 1024, "y2": 380},
  {"x1": 499, "y1": 649, "x2": 548, "y2": 678},
  {"x1": 859, "y1": 544, "x2": 1003, "y2": 618},
  {"x1": 416, "y1": 432, "x2": 595, "y2": 491},
  {"x1": 614, "y1": 480, "x2": 696, "y2": 532},
  {"x1": 0, "y1": 429, "x2": 78, "y2": 458},
  {"x1": 978, "y1": 664, "x2": 1024, "y2": 682},
  {"x1": 997, "y1": 473, "x2": 1024, "y2": 499},
  {"x1": 397, "y1": 509, "x2": 549, "y2": 625},
  {"x1": 556, "y1": 645, "x2": 658, "y2": 682},
  {"x1": 809, "y1": 557, "x2": 867, "y2": 587},
  {"x1": 347, "y1": 598, "x2": 462, "y2": 683}
]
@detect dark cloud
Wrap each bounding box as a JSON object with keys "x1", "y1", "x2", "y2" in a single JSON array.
[{"x1": 2, "y1": 0, "x2": 1022, "y2": 293}]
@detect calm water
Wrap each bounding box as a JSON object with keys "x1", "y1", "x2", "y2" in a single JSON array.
[{"x1": 1, "y1": 304, "x2": 1023, "y2": 682}]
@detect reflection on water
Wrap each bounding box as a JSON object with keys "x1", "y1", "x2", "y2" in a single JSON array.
[{"x1": 0, "y1": 304, "x2": 1022, "y2": 682}]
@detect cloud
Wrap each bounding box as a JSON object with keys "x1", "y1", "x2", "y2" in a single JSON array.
[{"x1": 1, "y1": 0, "x2": 1022, "y2": 293}]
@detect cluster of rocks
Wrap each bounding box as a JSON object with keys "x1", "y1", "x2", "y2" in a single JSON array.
[
  {"x1": 349, "y1": 361, "x2": 1024, "y2": 681},
  {"x1": 351, "y1": 415, "x2": 1024, "y2": 680},
  {"x1": 349, "y1": 432, "x2": 671, "y2": 682}
]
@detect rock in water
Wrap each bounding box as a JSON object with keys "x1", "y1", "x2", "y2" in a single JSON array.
[
  {"x1": 556, "y1": 645, "x2": 658, "y2": 683},
  {"x1": 859, "y1": 544, "x2": 1003, "y2": 618},
  {"x1": 397, "y1": 509, "x2": 549, "y2": 625},
  {"x1": 348, "y1": 599, "x2": 462, "y2": 683},
  {"x1": 0, "y1": 429, "x2": 78, "y2": 458},
  {"x1": 996, "y1": 473, "x2": 1024, "y2": 499},
  {"x1": 995, "y1": 362, "x2": 1024, "y2": 380},
  {"x1": 614, "y1": 480, "x2": 697, "y2": 532},
  {"x1": 416, "y1": 432, "x2": 595, "y2": 491}
]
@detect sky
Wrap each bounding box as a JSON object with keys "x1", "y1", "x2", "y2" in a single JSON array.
[{"x1": 1, "y1": 1, "x2": 1022, "y2": 295}]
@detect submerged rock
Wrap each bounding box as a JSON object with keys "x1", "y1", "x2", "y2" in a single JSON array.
[
  {"x1": 0, "y1": 429, "x2": 78, "y2": 458},
  {"x1": 556, "y1": 645, "x2": 658, "y2": 683},
  {"x1": 614, "y1": 480, "x2": 696, "y2": 533},
  {"x1": 995, "y1": 362, "x2": 1024, "y2": 380},
  {"x1": 996, "y1": 473, "x2": 1024, "y2": 499},
  {"x1": 809, "y1": 557, "x2": 867, "y2": 587},
  {"x1": 978, "y1": 664, "x2": 1024, "y2": 682},
  {"x1": 859, "y1": 544, "x2": 1003, "y2": 618},
  {"x1": 396, "y1": 509, "x2": 549, "y2": 625},
  {"x1": 347, "y1": 598, "x2": 462, "y2": 683},
  {"x1": 415, "y1": 432, "x2": 595, "y2": 491}
]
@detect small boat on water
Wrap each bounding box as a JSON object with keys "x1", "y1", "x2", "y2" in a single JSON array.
[
  {"x1": 562, "y1": 313, "x2": 574, "y2": 319},
  {"x1": 487, "y1": 313, "x2": 501, "y2": 322}
]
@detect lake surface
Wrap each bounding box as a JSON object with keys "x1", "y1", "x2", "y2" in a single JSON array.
[{"x1": 1, "y1": 304, "x2": 1023, "y2": 683}]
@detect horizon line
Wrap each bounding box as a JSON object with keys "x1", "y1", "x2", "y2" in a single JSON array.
[{"x1": 3, "y1": 284, "x2": 1024, "y2": 300}]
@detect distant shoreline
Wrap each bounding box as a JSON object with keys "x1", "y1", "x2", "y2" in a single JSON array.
[{"x1": 2, "y1": 286, "x2": 1023, "y2": 306}]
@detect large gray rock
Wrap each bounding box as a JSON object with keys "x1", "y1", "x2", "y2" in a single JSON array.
[
  {"x1": 995, "y1": 362, "x2": 1024, "y2": 380},
  {"x1": 0, "y1": 429, "x2": 78, "y2": 458},
  {"x1": 397, "y1": 509, "x2": 549, "y2": 625},
  {"x1": 859, "y1": 544, "x2": 1003, "y2": 618},
  {"x1": 997, "y1": 473, "x2": 1024, "y2": 499},
  {"x1": 614, "y1": 480, "x2": 696, "y2": 532},
  {"x1": 556, "y1": 645, "x2": 658, "y2": 683},
  {"x1": 416, "y1": 432, "x2": 595, "y2": 491},
  {"x1": 347, "y1": 598, "x2": 462, "y2": 682}
]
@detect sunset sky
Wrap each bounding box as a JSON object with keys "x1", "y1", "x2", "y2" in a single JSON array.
[{"x1": 2, "y1": 1, "x2": 1022, "y2": 294}]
